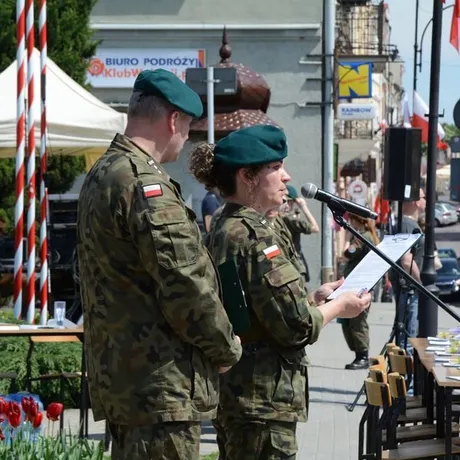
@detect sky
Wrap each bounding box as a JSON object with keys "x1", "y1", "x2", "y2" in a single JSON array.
[{"x1": 385, "y1": 0, "x2": 460, "y2": 124}]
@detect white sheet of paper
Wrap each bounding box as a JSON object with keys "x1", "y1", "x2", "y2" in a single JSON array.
[{"x1": 328, "y1": 233, "x2": 422, "y2": 300}]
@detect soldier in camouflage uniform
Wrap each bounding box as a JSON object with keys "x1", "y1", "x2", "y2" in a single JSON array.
[
  {"x1": 77, "y1": 69, "x2": 242, "y2": 460},
  {"x1": 189, "y1": 126, "x2": 371, "y2": 459},
  {"x1": 279, "y1": 185, "x2": 319, "y2": 283},
  {"x1": 341, "y1": 215, "x2": 380, "y2": 370}
]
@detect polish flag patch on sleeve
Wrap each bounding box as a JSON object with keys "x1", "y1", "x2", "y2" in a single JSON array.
[
  {"x1": 143, "y1": 184, "x2": 163, "y2": 198},
  {"x1": 263, "y1": 244, "x2": 281, "y2": 260}
]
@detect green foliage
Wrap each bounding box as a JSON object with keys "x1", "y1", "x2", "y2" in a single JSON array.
[
  {"x1": 442, "y1": 123, "x2": 460, "y2": 142},
  {"x1": 45, "y1": 157, "x2": 86, "y2": 194},
  {"x1": 0, "y1": 0, "x2": 98, "y2": 87},
  {"x1": 200, "y1": 454, "x2": 219, "y2": 460},
  {"x1": 0, "y1": 310, "x2": 81, "y2": 408},
  {"x1": 0, "y1": 0, "x2": 94, "y2": 233},
  {"x1": 0, "y1": 432, "x2": 106, "y2": 459}
]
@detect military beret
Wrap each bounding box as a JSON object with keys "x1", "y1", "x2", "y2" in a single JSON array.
[
  {"x1": 286, "y1": 185, "x2": 298, "y2": 200},
  {"x1": 214, "y1": 125, "x2": 287, "y2": 167},
  {"x1": 133, "y1": 69, "x2": 203, "y2": 118}
]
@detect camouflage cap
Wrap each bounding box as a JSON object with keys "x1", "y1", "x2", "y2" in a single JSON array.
[
  {"x1": 214, "y1": 125, "x2": 287, "y2": 167},
  {"x1": 286, "y1": 185, "x2": 298, "y2": 200},
  {"x1": 133, "y1": 69, "x2": 203, "y2": 118}
]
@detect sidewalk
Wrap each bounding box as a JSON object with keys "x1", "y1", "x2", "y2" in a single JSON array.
[{"x1": 63, "y1": 301, "x2": 459, "y2": 459}]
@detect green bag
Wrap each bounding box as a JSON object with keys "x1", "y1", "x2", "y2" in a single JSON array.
[{"x1": 218, "y1": 259, "x2": 251, "y2": 335}]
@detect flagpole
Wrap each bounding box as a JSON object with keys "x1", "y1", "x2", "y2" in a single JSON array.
[{"x1": 419, "y1": 0, "x2": 443, "y2": 339}]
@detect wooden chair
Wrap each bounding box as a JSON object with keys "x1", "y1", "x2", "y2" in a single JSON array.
[
  {"x1": 25, "y1": 335, "x2": 84, "y2": 432},
  {"x1": 369, "y1": 355, "x2": 387, "y2": 372},
  {"x1": 369, "y1": 366, "x2": 387, "y2": 384},
  {"x1": 388, "y1": 352, "x2": 425, "y2": 413},
  {"x1": 359, "y1": 377, "x2": 460, "y2": 460},
  {"x1": 386, "y1": 372, "x2": 459, "y2": 446}
]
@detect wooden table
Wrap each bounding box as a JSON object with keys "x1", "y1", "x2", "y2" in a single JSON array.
[
  {"x1": 0, "y1": 325, "x2": 87, "y2": 437},
  {"x1": 410, "y1": 337, "x2": 460, "y2": 459}
]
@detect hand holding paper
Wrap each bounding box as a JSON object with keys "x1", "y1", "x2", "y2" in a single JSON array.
[{"x1": 328, "y1": 233, "x2": 422, "y2": 300}]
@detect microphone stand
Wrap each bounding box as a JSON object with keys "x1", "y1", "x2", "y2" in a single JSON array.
[
  {"x1": 328, "y1": 199, "x2": 459, "y2": 320},
  {"x1": 328, "y1": 199, "x2": 460, "y2": 412}
]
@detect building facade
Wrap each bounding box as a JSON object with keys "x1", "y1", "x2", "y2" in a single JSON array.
[{"x1": 89, "y1": 0, "x2": 326, "y2": 285}]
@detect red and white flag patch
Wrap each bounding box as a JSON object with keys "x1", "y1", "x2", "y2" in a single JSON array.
[
  {"x1": 143, "y1": 184, "x2": 163, "y2": 198},
  {"x1": 263, "y1": 244, "x2": 281, "y2": 260}
]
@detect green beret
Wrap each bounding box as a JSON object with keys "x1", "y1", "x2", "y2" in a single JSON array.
[
  {"x1": 133, "y1": 69, "x2": 203, "y2": 118},
  {"x1": 214, "y1": 125, "x2": 287, "y2": 167},
  {"x1": 286, "y1": 185, "x2": 298, "y2": 200}
]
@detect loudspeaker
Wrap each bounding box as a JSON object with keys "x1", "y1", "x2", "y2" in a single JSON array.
[{"x1": 383, "y1": 127, "x2": 422, "y2": 201}]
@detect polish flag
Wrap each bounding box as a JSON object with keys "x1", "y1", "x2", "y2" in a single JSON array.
[
  {"x1": 263, "y1": 245, "x2": 281, "y2": 260},
  {"x1": 411, "y1": 91, "x2": 445, "y2": 143},
  {"x1": 143, "y1": 184, "x2": 163, "y2": 198},
  {"x1": 450, "y1": 0, "x2": 460, "y2": 53}
]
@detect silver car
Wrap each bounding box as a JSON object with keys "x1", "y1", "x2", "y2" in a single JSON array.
[{"x1": 435, "y1": 202, "x2": 458, "y2": 227}]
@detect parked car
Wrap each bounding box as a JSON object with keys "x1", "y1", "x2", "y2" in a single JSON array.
[
  {"x1": 437, "y1": 200, "x2": 460, "y2": 222},
  {"x1": 435, "y1": 202, "x2": 458, "y2": 227},
  {"x1": 438, "y1": 248, "x2": 458, "y2": 259},
  {"x1": 435, "y1": 257, "x2": 460, "y2": 297}
]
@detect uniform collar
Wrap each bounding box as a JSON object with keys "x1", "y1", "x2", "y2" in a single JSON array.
[
  {"x1": 221, "y1": 202, "x2": 271, "y2": 228},
  {"x1": 112, "y1": 133, "x2": 169, "y2": 177}
]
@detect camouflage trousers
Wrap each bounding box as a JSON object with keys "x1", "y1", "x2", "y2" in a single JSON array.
[
  {"x1": 214, "y1": 414, "x2": 297, "y2": 460},
  {"x1": 109, "y1": 421, "x2": 201, "y2": 460},
  {"x1": 341, "y1": 309, "x2": 369, "y2": 353}
]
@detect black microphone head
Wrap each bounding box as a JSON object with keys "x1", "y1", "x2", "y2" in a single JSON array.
[
  {"x1": 412, "y1": 228, "x2": 422, "y2": 234},
  {"x1": 301, "y1": 183, "x2": 318, "y2": 199}
]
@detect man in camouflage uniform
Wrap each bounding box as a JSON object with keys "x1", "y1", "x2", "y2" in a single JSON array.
[{"x1": 77, "y1": 69, "x2": 242, "y2": 460}]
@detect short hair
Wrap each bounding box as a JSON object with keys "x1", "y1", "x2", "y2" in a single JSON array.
[{"x1": 127, "y1": 91, "x2": 172, "y2": 121}]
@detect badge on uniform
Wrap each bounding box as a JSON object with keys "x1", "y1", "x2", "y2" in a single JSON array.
[
  {"x1": 263, "y1": 244, "x2": 281, "y2": 260},
  {"x1": 143, "y1": 184, "x2": 163, "y2": 198}
]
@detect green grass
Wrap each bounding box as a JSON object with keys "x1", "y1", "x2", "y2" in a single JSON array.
[{"x1": 200, "y1": 453, "x2": 218, "y2": 460}]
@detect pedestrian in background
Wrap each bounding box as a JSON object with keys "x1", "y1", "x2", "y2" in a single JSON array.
[
  {"x1": 279, "y1": 185, "x2": 319, "y2": 283},
  {"x1": 341, "y1": 215, "x2": 380, "y2": 370}
]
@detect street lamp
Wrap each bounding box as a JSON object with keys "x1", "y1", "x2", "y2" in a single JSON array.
[
  {"x1": 413, "y1": 2, "x2": 454, "y2": 92},
  {"x1": 418, "y1": 0, "x2": 444, "y2": 338}
]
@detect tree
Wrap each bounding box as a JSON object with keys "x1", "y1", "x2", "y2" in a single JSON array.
[
  {"x1": 0, "y1": 0, "x2": 98, "y2": 234},
  {"x1": 442, "y1": 123, "x2": 460, "y2": 142}
]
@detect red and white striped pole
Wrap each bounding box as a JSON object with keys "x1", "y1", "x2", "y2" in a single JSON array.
[
  {"x1": 39, "y1": 0, "x2": 48, "y2": 325},
  {"x1": 14, "y1": 0, "x2": 26, "y2": 319},
  {"x1": 25, "y1": 0, "x2": 36, "y2": 324}
]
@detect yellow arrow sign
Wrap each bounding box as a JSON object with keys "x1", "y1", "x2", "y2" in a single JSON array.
[{"x1": 338, "y1": 62, "x2": 372, "y2": 99}]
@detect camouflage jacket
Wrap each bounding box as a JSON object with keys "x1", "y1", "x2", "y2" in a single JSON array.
[
  {"x1": 77, "y1": 134, "x2": 241, "y2": 425},
  {"x1": 273, "y1": 215, "x2": 309, "y2": 279},
  {"x1": 279, "y1": 207, "x2": 312, "y2": 253},
  {"x1": 207, "y1": 203, "x2": 324, "y2": 422}
]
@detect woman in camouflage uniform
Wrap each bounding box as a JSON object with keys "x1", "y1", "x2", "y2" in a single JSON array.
[{"x1": 189, "y1": 125, "x2": 371, "y2": 460}]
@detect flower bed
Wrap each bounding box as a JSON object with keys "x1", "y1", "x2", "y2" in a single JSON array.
[{"x1": 0, "y1": 393, "x2": 105, "y2": 459}]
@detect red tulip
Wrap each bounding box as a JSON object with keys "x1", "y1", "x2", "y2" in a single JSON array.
[
  {"x1": 7, "y1": 402, "x2": 21, "y2": 428},
  {"x1": 21, "y1": 396, "x2": 39, "y2": 423},
  {"x1": 0, "y1": 398, "x2": 7, "y2": 415},
  {"x1": 32, "y1": 412, "x2": 43, "y2": 429},
  {"x1": 46, "y1": 402, "x2": 64, "y2": 422}
]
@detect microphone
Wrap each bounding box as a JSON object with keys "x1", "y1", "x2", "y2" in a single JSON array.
[{"x1": 301, "y1": 183, "x2": 378, "y2": 220}]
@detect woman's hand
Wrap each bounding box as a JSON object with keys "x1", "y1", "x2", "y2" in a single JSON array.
[{"x1": 312, "y1": 277, "x2": 345, "y2": 305}]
